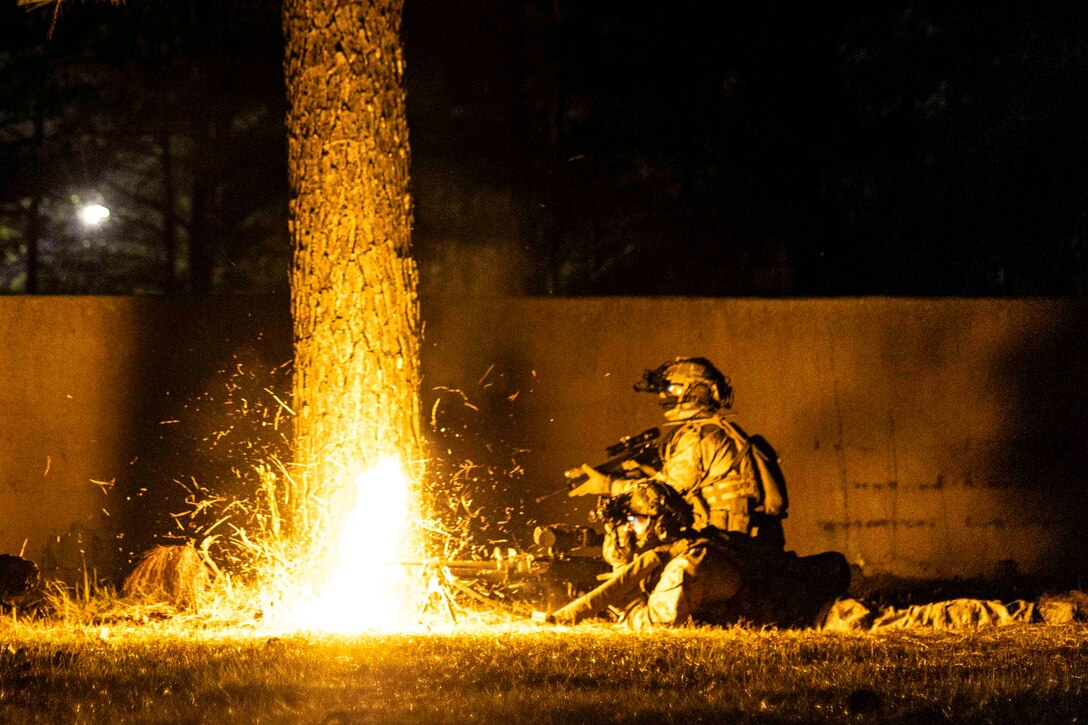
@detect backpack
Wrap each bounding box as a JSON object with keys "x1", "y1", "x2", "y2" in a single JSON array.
[{"x1": 713, "y1": 418, "x2": 789, "y2": 517}]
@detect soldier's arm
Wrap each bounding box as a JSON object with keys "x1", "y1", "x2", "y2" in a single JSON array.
[
  {"x1": 660, "y1": 424, "x2": 732, "y2": 494},
  {"x1": 566, "y1": 466, "x2": 648, "y2": 497}
]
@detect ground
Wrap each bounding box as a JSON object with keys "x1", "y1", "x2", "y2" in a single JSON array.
[{"x1": 0, "y1": 618, "x2": 1085, "y2": 723}]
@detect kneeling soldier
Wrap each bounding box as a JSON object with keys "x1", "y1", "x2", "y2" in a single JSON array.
[{"x1": 569, "y1": 357, "x2": 788, "y2": 548}]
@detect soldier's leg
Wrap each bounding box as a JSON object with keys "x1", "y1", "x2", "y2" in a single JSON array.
[{"x1": 625, "y1": 547, "x2": 741, "y2": 630}]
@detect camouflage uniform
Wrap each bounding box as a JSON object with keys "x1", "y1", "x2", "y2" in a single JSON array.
[
  {"x1": 621, "y1": 536, "x2": 743, "y2": 630},
  {"x1": 557, "y1": 482, "x2": 746, "y2": 629},
  {"x1": 599, "y1": 414, "x2": 786, "y2": 565},
  {"x1": 553, "y1": 529, "x2": 848, "y2": 632},
  {"x1": 572, "y1": 358, "x2": 788, "y2": 564},
  {"x1": 657, "y1": 414, "x2": 786, "y2": 546},
  {"x1": 551, "y1": 536, "x2": 741, "y2": 630}
]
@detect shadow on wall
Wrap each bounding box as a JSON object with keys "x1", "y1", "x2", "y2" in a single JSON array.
[
  {"x1": 115, "y1": 297, "x2": 293, "y2": 579},
  {"x1": 800, "y1": 299, "x2": 1088, "y2": 580},
  {"x1": 986, "y1": 302, "x2": 1088, "y2": 577},
  {"x1": 423, "y1": 350, "x2": 538, "y2": 555}
]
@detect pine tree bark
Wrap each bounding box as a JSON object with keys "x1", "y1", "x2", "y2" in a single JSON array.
[{"x1": 283, "y1": 0, "x2": 422, "y2": 500}]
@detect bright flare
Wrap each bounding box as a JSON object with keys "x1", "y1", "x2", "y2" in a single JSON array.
[
  {"x1": 79, "y1": 204, "x2": 110, "y2": 225},
  {"x1": 276, "y1": 456, "x2": 419, "y2": 633}
]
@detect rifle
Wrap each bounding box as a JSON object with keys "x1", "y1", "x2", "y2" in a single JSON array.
[
  {"x1": 534, "y1": 426, "x2": 663, "y2": 503},
  {"x1": 397, "y1": 546, "x2": 610, "y2": 614},
  {"x1": 396, "y1": 553, "x2": 536, "y2": 578}
]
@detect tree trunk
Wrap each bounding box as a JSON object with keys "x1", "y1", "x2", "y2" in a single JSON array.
[
  {"x1": 283, "y1": 0, "x2": 423, "y2": 503},
  {"x1": 187, "y1": 152, "x2": 214, "y2": 294},
  {"x1": 158, "y1": 130, "x2": 178, "y2": 292},
  {"x1": 25, "y1": 78, "x2": 46, "y2": 295}
]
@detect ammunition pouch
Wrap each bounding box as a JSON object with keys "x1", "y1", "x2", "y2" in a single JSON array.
[
  {"x1": 700, "y1": 478, "x2": 752, "y2": 510},
  {"x1": 688, "y1": 478, "x2": 752, "y2": 533}
]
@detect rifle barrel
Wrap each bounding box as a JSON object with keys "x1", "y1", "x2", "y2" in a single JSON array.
[
  {"x1": 534, "y1": 485, "x2": 575, "y2": 504},
  {"x1": 391, "y1": 560, "x2": 506, "y2": 571}
]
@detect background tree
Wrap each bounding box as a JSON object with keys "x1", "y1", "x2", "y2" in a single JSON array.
[
  {"x1": 4, "y1": 1, "x2": 289, "y2": 294},
  {"x1": 283, "y1": 0, "x2": 424, "y2": 502},
  {"x1": 9, "y1": 0, "x2": 1088, "y2": 299}
]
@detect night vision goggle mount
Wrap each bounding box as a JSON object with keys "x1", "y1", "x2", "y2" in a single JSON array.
[{"x1": 632, "y1": 365, "x2": 671, "y2": 395}]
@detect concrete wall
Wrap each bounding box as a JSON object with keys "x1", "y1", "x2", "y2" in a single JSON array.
[{"x1": 1, "y1": 296, "x2": 1084, "y2": 581}]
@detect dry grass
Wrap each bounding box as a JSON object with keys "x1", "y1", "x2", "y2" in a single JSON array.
[
  {"x1": 121, "y1": 545, "x2": 210, "y2": 609},
  {"x1": 0, "y1": 617, "x2": 1085, "y2": 724}
]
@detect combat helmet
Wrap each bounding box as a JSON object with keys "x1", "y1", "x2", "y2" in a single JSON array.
[
  {"x1": 625, "y1": 481, "x2": 694, "y2": 545},
  {"x1": 634, "y1": 357, "x2": 733, "y2": 421}
]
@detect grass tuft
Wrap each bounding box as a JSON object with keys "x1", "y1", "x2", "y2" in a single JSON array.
[{"x1": 121, "y1": 545, "x2": 210, "y2": 610}]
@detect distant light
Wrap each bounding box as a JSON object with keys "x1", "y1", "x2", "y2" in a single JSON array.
[{"x1": 79, "y1": 204, "x2": 110, "y2": 226}]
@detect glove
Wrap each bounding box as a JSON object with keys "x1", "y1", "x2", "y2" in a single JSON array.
[
  {"x1": 567, "y1": 465, "x2": 612, "y2": 497},
  {"x1": 620, "y1": 459, "x2": 658, "y2": 476}
]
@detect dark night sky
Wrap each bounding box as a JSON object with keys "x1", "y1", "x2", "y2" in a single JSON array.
[{"x1": 2, "y1": 0, "x2": 1087, "y2": 296}]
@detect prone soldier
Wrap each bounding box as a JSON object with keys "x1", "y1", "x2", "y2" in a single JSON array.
[{"x1": 546, "y1": 482, "x2": 849, "y2": 631}]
